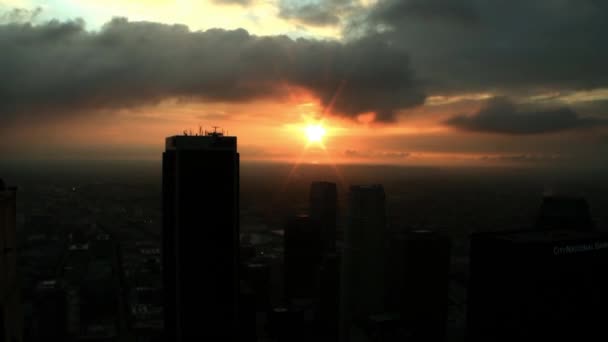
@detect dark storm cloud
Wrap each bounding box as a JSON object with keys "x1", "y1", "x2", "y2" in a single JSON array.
[
  {"x1": 0, "y1": 18, "x2": 424, "y2": 123},
  {"x1": 0, "y1": 7, "x2": 42, "y2": 24},
  {"x1": 354, "y1": 0, "x2": 608, "y2": 93},
  {"x1": 371, "y1": 0, "x2": 479, "y2": 27},
  {"x1": 445, "y1": 97, "x2": 608, "y2": 135},
  {"x1": 278, "y1": 0, "x2": 358, "y2": 27}
]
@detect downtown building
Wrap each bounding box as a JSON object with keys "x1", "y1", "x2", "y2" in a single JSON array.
[
  {"x1": 0, "y1": 179, "x2": 22, "y2": 342},
  {"x1": 340, "y1": 185, "x2": 387, "y2": 342},
  {"x1": 385, "y1": 230, "x2": 451, "y2": 342},
  {"x1": 309, "y1": 182, "x2": 338, "y2": 254},
  {"x1": 467, "y1": 229, "x2": 608, "y2": 341},
  {"x1": 284, "y1": 214, "x2": 322, "y2": 301},
  {"x1": 162, "y1": 132, "x2": 239, "y2": 341},
  {"x1": 536, "y1": 196, "x2": 594, "y2": 231}
]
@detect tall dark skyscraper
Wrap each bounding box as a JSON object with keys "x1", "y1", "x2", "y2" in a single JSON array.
[
  {"x1": 0, "y1": 179, "x2": 22, "y2": 342},
  {"x1": 536, "y1": 196, "x2": 594, "y2": 231},
  {"x1": 162, "y1": 132, "x2": 239, "y2": 341},
  {"x1": 467, "y1": 229, "x2": 608, "y2": 342},
  {"x1": 309, "y1": 182, "x2": 338, "y2": 253},
  {"x1": 340, "y1": 185, "x2": 387, "y2": 342},
  {"x1": 284, "y1": 214, "x2": 322, "y2": 300},
  {"x1": 386, "y1": 230, "x2": 451, "y2": 342}
]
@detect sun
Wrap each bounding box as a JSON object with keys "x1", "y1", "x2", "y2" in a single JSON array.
[{"x1": 305, "y1": 124, "x2": 326, "y2": 144}]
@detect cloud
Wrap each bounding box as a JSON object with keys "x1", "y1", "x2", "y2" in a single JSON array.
[
  {"x1": 480, "y1": 153, "x2": 563, "y2": 163},
  {"x1": 370, "y1": 0, "x2": 479, "y2": 27},
  {"x1": 352, "y1": 0, "x2": 608, "y2": 94},
  {"x1": 344, "y1": 149, "x2": 410, "y2": 159},
  {"x1": 0, "y1": 17, "x2": 424, "y2": 124},
  {"x1": 0, "y1": 7, "x2": 42, "y2": 24},
  {"x1": 445, "y1": 97, "x2": 608, "y2": 135},
  {"x1": 278, "y1": 0, "x2": 358, "y2": 27}
]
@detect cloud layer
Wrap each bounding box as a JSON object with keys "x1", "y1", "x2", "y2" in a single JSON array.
[
  {"x1": 0, "y1": 17, "x2": 424, "y2": 124},
  {"x1": 445, "y1": 97, "x2": 607, "y2": 134},
  {"x1": 357, "y1": 0, "x2": 608, "y2": 94},
  {"x1": 278, "y1": 0, "x2": 357, "y2": 27}
]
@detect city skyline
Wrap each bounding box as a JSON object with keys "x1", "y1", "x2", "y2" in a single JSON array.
[
  {"x1": 1, "y1": 1, "x2": 608, "y2": 168},
  {"x1": 3, "y1": 130, "x2": 608, "y2": 341}
]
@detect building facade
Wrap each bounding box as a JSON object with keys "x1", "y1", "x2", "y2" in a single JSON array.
[
  {"x1": 162, "y1": 133, "x2": 239, "y2": 341},
  {"x1": 0, "y1": 179, "x2": 22, "y2": 342}
]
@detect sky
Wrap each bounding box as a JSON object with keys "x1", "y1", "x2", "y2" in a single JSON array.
[{"x1": 1, "y1": 0, "x2": 608, "y2": 167}]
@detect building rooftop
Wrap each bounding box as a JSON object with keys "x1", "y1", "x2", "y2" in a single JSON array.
[
  {"x1": 481, "y1": 229, "x2": 608, "y2": 245},
  {"x1": 165, "y1": 131, "x2": 237, "y2": 151},
  {"x1": 351, "y1": 184, "x2": 384, "y2": 191}
]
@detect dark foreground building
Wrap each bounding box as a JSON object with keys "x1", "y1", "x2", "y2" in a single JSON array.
[
  {"x1": 0, "y1": 179, "x2": 22, "y2": 342},
  {"x1": 162, "y1": 132, "x2": 239, "y2": 341},
  {"x1": 386, "y1": 230, "x2": 451, "y2": 342},
  {"x1": 467, "y1": 229, "x2": 608, "y2": 341},
  {"x1": 341, "y1": 185, "x2": 387, "y2": 341},
  {"x1": 284, "y1": 214, "x2": 322, "y2": 300},
  {"x1": 309, "y1": 182, "x2": 338, "y2": 253},
  {"x1": 536, "y1": 196, "x2": 594, "y2": 231}
]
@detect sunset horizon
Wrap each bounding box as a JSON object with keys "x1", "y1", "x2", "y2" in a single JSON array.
[{"x1": 2, "y1": 1, "x2": 608, "y2": 169}]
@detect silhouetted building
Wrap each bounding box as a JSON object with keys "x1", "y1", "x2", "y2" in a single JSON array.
[
  {"x1": 33, "y1": 280, "x2": 67, "y2": 341},
  {"x1": 467, "y1": 229, "x2": 608, "y2": 342},
  {"x1": 537, "y1": 196, "x2": 594, "y2": 231},
  {"x1": 354, "y1": 313, "x2": 409, "y2": 342},
  {"x1": 310, "y1": 182, "x2": 338, "y2": 253},
  {"x1": 0, "y1": 179, "x2": 22, "y2": 342},
  {"x1": 317, "y1": 253, "x2": 341, "y2": 342},
  {"x1": 267, "y1": 306, "x2": 310, "y2": 342},
  {"x1": 386, "y1": 230, "x2": 451, "y2": 342},
  {"x1": 162, "y1": 132, "x2": 239, "y2": 341},
  {"x1": 243, "y1": 262, "x2": 271, "y2": 311},
  {"x1": 238, "y1": 283, "x2": 257, "y2": 342},
  {"x1": 341, "y1": 185, "x2": 386, "y2": 342},
  {"x1": 284, "y1": 214, "x2": 322, "y2": 300}
]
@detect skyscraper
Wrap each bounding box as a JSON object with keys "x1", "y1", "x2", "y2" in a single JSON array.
[
  {"x1": 467, "y1": 229, "x2": 608, "y2": 341},
  {"x1": 162, "y1": 132, "x2": 239, "y2": 341},
  {"x1": 536, "y1": 196, "x2": 594, "y2": 231},
  {"x1": 309, "y1": 182, "x2": 338, "y2": 253},
  {"x1": 340, "y1": 185, "x2": 386, "y2": 341},
  {"x1": 284, "y1": 214, "x2": 322, "y2": 300},
  {"x1": 385, "y1": 230, "x2": 451, "y2": 342},
  {"x1": 0, "y1": 179, "x2": 22, "y2": 342}
]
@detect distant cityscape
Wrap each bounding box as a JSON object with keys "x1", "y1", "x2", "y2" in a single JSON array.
[{"x1": 2, "y1": 132, "x2": 608, "y2": 342}]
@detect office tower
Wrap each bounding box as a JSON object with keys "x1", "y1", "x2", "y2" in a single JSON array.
[
  {"x1": 310, "y1": 182, "x2": 338, "y2": 253},
  {"x1": 33, "y1": 280, "x2": 68, "y2": 341},
  {"x1": 162, "y1": 132, "x2": 239, "y2": 341},
  {"x1": 0, "y1": 179, "x2": 22, "y2": 342},
  {"x1": 267, "y1": 306, "x2": 307, "y2": 342},
  {"x1": 467, "y1": 230, "x2": 608, "y2": 342},
  {"x1": 243, "y1": 262, "x2": 271, "y2": 311},
  {"x1": 536, "y1": 196, "x2": 594, "y2": 231},
  {"x1": 317, "y1": 253, "x2": 341, "y2": 342},
  {"x1": 340, "y1": 185, "x2": 387, "y2": 341},
  {"x1": 238, "y1": 282, "x2": 257, "y2": 342},
  {"x1": 284, "y1": 214, "x2": 323, "y2": 300},
  {"x1": 386, "y1": 230, "x2": 451, "y2": 342}
]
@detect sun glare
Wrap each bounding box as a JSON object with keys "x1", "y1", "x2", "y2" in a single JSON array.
[{"x1": 305, "y1": 124, "x2": 326, "y2": 144}]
